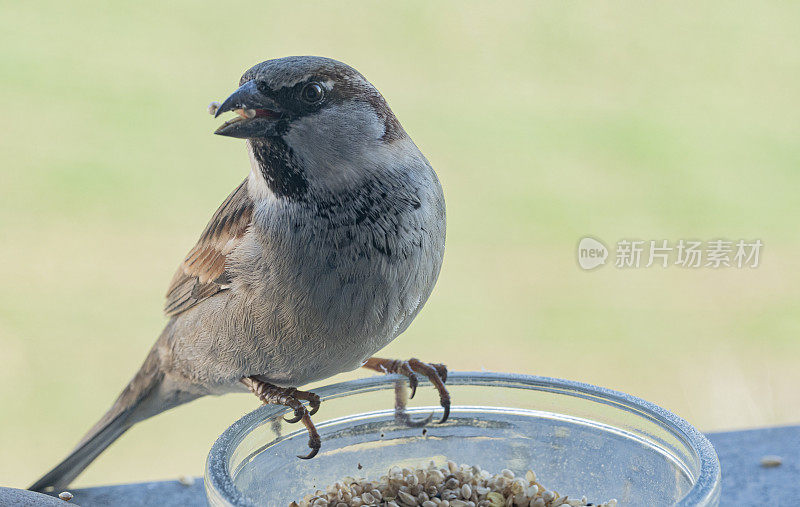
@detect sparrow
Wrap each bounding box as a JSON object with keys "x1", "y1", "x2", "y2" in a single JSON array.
[{"x1": 29, "y1": 56, "x2": 448, "y2": 493}]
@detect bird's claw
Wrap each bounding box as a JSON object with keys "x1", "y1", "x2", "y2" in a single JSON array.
[
  {"x1": 408, "y1": 373, "x2": 419, "y2": 399},
  {"x1": 305, "y1": 393, "x2": 321, "y2": 416},
  {"x1": 439, "y1": 396, "x2": 451, "y2": 424},
  {"x1": 296, "y1": 411, "x2": 321, "y2": 459},
  {"x1": 282, "y1": 390, "x2": 320, "y2": 422},
  {"x1": 283, "y1": 409, "x2": 304, "y2": 424},
  {"x1": 242, "y1": 377, "x2": 322, "y2": 459},
  {"x1": 395, "y1": 404, "x2": 435, "y2": 427},
  {"x1": 406, "y1": 358, "x2": 450, "y2": 423},
  {"x1": 364, "y1": 356, "x2": 451, "y2": 424}
]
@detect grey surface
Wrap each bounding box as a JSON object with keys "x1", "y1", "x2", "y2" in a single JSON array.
[
  {"x1": 707, "y1": 424, "x2": 799, "y2": 506},
  {"x1": 34, "y1": 425, "x2": 800, "y2": 506},
  {"x1": 66, "y1": 479, "x2": 205, "y2": 507},
  {"x1": 0, "y1": 487, "x2": 73, "y2": 506}
]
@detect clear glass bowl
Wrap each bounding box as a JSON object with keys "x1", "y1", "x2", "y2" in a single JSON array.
[{"x1": 205, "y1": 372, "x2": 720, "y2": 506}]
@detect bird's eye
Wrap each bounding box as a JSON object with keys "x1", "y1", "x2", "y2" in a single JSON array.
[{"x1": 301, "y1": 82, "x2": 324, "y2": 104}]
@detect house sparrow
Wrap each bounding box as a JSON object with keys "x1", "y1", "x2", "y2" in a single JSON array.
[{"x1": 30, "y1": 56, "x2": 448, "y2": 492}]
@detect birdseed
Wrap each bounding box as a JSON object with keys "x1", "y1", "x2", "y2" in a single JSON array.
[
  {"x1": 290, "y1": 460, "x2": 617, "y2": 507},
  {"x1": 759, "y1": 455, "x2": 782, "y2": 468},
  {"x1": 178, "y1": 474, "x2": 196, "y2": 486}
]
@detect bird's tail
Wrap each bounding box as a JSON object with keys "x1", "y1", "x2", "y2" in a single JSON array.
[{"x1": 29, "y1": 344, "x2": 199, "y2": 493}]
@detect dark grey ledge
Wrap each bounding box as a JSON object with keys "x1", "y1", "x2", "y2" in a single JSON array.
[
  {"x1": 706, "y1": 424, "x2": 799, "y2": 505},
  {"x1": 33, "y1": 425, "x2": 800, "y2": 506}
]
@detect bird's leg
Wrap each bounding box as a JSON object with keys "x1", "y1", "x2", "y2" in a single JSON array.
[
  {"x1": 393, "y1": 378, "x2": 434, "y2": 427},
  {"x1": 241, "y1": 377, "x2": 321, "y2": 459},
  {"x1": 363, "y1": 357, "x2": 450, "y2": 423}
]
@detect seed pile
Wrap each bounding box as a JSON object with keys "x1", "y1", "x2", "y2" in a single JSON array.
[{"x1": 290, "y1": 461, "x2": 617, "y2": 507}]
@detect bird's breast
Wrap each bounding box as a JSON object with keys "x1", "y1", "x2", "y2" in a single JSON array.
[{"x1": 225, "y1": 176, "x2": 445, "y2": 386}]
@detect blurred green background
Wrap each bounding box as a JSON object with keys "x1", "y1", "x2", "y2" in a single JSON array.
[{"x1": 1, "y1": 0, "x2": 798, "y2": 489}]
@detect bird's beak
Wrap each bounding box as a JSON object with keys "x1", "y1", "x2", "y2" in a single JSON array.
[{"x1": 213, "y1": 80, "x2": 285, "y2": 138}]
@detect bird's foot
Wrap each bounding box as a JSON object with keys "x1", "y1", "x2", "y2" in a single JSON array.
[
  {"x1": 241, "y1": 377, "x2": 321, "y2": 459},
  {"x1": 392, "y1": 379, "x2": 434, "y2": 427},
  {"x1": 362, "y1": 357, "x2": 450, "y2": 423}
]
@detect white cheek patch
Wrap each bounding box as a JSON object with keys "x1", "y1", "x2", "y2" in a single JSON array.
[
  {"x1": 283, "y1": 102, "x2": 387, "y2": 191},
  {"x1": 290, "y1": 101, "x2": 385, "y2": 146}
]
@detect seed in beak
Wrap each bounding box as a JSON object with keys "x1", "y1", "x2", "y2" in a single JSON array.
[
  {"x1": 207, "y1": 101, "x2": 221, "y2": 116},
  {"x1": 236, "y1": 108, "x2": 256, "y2": 119}
]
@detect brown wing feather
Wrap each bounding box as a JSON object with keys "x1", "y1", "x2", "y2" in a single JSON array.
[{"x1": 164, "y1": 179, "x2": 253, "y2": 316}]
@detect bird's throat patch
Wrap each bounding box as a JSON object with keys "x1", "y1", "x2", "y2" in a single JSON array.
[{"x1": 249, "y1": 138, "x2": 309, "y2": 200}]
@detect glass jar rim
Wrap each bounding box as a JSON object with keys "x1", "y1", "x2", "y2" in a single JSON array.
[{"x1": 205, "y1": 371, "x2": 721, "y2": 506}]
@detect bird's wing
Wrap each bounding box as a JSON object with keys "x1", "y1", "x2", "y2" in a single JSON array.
[{"x1": 164, "y1": 179, "x2": 254, "y2": 316}]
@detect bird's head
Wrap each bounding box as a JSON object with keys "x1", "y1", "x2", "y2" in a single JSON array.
[{"x1": 213, "y1": 56, "x2": 415, "y2": 199}]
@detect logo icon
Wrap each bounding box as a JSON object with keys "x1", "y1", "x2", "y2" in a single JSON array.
[{"x1": 577, "y1": 237, "x2": 608, "y2": 270}]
